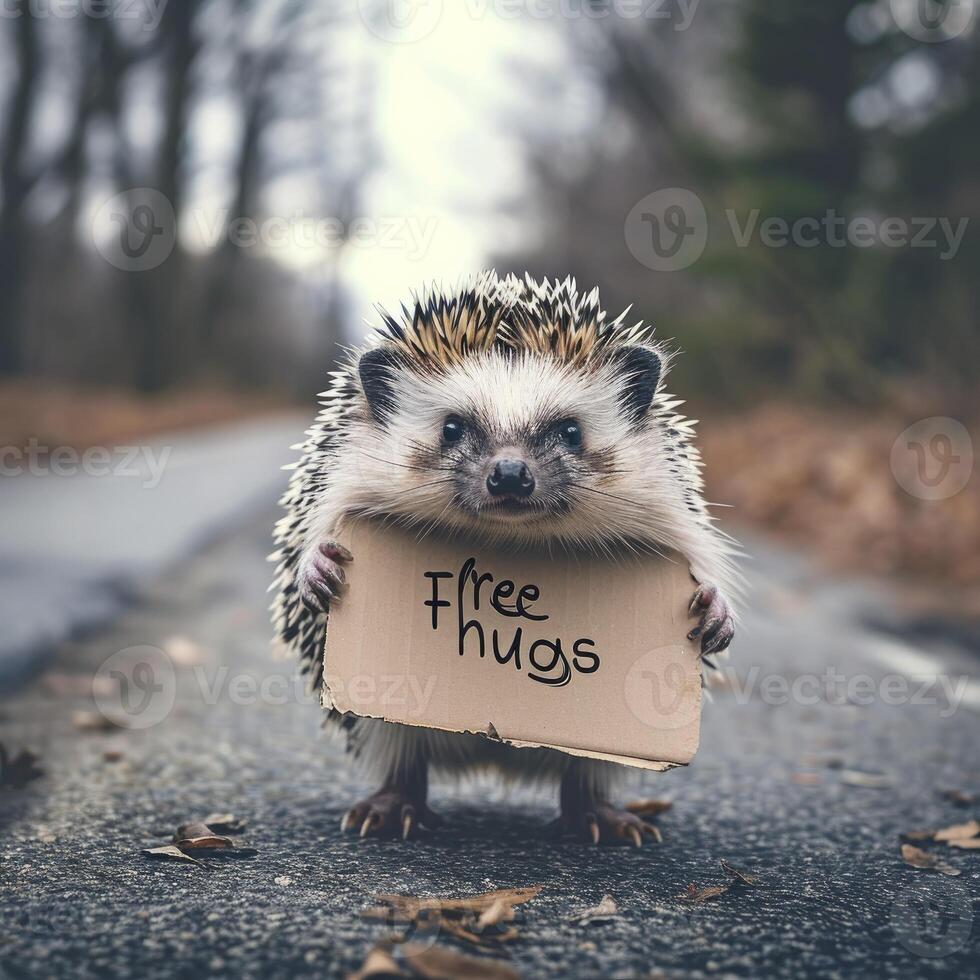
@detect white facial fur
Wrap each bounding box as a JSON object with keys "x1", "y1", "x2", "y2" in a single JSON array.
[{"x1": 330, "y1": 349, "x2": 684, "y2": 554}]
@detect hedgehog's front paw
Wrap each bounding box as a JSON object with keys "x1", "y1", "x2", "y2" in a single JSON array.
[
  {"x1": 687, "y1": 582, "x2": 735, "y2": 657},
  {"x1": 340, "y1": 788, "x2": 442, "y2": 841},
  {"x1": 299, "y1": 540, "x2": 352, "y2": 613}
]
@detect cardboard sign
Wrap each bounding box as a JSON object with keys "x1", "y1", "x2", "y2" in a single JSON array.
[{"x1": 323, "y1": 521, "x2": 702, "y2": 771}]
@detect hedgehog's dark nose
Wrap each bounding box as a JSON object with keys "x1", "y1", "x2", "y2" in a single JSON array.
[{"x1": 487, "y1": 459, "x2": 535, "y2": 498}]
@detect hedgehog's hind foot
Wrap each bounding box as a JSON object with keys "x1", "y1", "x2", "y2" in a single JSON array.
[
  {"x1": 340, "y1": 786, "x2": 442, "y2": 841},
  {"x1": 559, "y1": 801, "x2": 661, "y2": 847}
]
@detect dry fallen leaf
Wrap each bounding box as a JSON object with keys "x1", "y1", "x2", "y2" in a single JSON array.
[
  {"x1": 791, "y1": 772, "x2": 823, "y2": 786},
  {"x1": 799, "y1": 755, "x2": 844, "y2": 770},
  {"x1": 476, "y1": 899, "x2": 515, "y2": 931},
  {"x1": 840, "y1": 770, "x2": 891, "y2": 789},
  {"x1": 0, "y1": 744, "x2": 43, "y2": 788},
  {"x1": 161, "y1": 635, "x2": 207, "y2": 667},
  {"x1": 41, "y1": 671, "x2": 114, "y2": 698},
  {"x1": 933, "y1": 819, "x2": 980, "y2": 843},
  {"x1": 624, "y1": 799, "x2": 672, "y2": 819},
  {"x1": 677, "y1": 883, "x2": 729, "y2": 904},
  {"x1": 148, "y1": 818, "x2": 257, "y2": 860},
  {"x1": 371, "y1": 887, "x2": 541, "y2": 918},
  {"x1": 947, "y1": 837, "x2": 980, "y2": 850},
  {"x1": 364, "y1": 888, "x2": 541, "y2": 950},
  {"x1": 720, "y1": 859, "x2": 758, "y2": 886},
  {"x1": 901, "y1": 844, "x2": 961, "y2": 876},
  {"x1": 173, "y1": 822, "x2": 234, "y2": 850},
  {"x1": 143, "y1": 845, "x2": 205, "y2": 868},
  {"x1": 900, "y1": 829, "x2": 934, "y2": 842},
  {"x1": 71, "y1": 710, "x2": 124, "y2": 732},
  {"x1": 201, "y1": 813, "x2": 247, "y2": 834},
  {"x1": 399, "y1": 944, "x2": 520, "y2": 980},
  {"x1": 570, "y1": 894, "x2": 619, "y2": 926},
  {"x1": 348, "y1": 945, "x2": 407, "y2": 979},
  {"x1": 941, "y1": 789, "x2": 977, "y2": 807}
]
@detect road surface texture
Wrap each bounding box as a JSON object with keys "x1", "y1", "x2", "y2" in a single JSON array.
[
  {"x1": 0, "y1": 417, "x2": 302, "y2": 686},
  {"x1": 2, "y1": 506, "x2": 978, "y2": 977}
]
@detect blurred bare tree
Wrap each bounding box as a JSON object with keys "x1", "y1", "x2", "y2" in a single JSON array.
[
  {"x1": 0, "y1": 0, "x2": 372, "y2": 394},
  {"x1": 510, "y1": 0, "x2": 979, "y2": 406}
]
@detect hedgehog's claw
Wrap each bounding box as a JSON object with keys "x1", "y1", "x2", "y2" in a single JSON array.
[
  {"x1": 300, "y1": 539, "x2": 353, "y2": 612},
  {"x1": 688, "y1": 583, "x2": 735, "y2": 657},
  {"x1": 564, "y1": 803, "x2": 660, "y2": 847},
  {"x1": 555, "y1": 801, "x2": 662, "y2": 847},
  {"x1": 340, "y1": 788, "x2": 439, "y2": 841}
]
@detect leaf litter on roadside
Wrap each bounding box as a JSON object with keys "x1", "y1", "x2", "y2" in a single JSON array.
[
  {"x1": 142, "y1": 845, "x2": 207, "y2": 869},
  {"x1": 201, "y1": 812, "x2": 247, "y2": 834},
  {"x1": 349, "y1": 941, "x2": 520, "y2": 980},
  {"x1": 362, "y1": 887, "x2": 541, "y2": 950},
  {"x1": 569, "y1": 895, "x2": 619, "y2": 926},
  {"x1": 900, "y1": 844, "x2": 961, "y2": 876},
  {"x1": 71, "y1": 710, "x2": 125, "y2": 733},
  {"x1": 941, "y1": 789, "x2": 977, "y2": 807},
  {"x1": 720, "y1": 858, "x2": 758, "y2": 886},
  {"x1": 142, "y1": 813, "x2": 255, "y2": 868},
  {"x1": 933, "y1": 819, "x2": 980, "y2": 843},
  {"x1": 839, "y1": 770, "x2": 892, "y2": 789},
  {"x1": 678, "y1": 858, "x2": 759, "y2": 905},
  {"x1": 900, "y1": 818, "x2": 980, "y2": 850},
  {"x1": 677, "y1": 884, "x2": 729, "y2": 904},
  {"x1": 0, "y1": 743, "x2": 43, "y2": 788}
]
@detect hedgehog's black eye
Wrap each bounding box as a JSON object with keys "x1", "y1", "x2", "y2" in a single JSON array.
[
  {"x1": 556, "y1": 419, "x2": 582, "y2": 449},
  {"x1": 442, "y1": 415, "x2": 466, "y2": 444}
]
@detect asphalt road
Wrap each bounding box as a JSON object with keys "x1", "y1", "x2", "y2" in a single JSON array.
[
  {"x1": 0, "y1": 416, "x2": 302, "y2": 684},
  {"x1": 1, "y1": 505, "x2": 978, "y2": 979}
]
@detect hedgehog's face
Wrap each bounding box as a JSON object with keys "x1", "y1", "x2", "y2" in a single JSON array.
[{"x1": 353, "y1": 346, "x2": 662, "y2": 542}]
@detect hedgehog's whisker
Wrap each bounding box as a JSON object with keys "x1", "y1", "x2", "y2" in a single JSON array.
[
  {"x1": 565, "y1": 482, "x2": 646, "y2": 509},
  {"x1": 357, "y1": 450, "x2": 456, "y2": 475},
  {"x1": 388, "y1": 478, "x2": 456, "y2": 497}
]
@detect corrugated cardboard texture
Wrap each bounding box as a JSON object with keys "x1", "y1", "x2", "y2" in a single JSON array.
[{"x1": 323, "y1": 521, "x2": 702, "y2": 771}]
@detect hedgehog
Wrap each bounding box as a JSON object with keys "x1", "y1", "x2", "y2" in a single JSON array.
[{"x1": 271, "y1": 271, "x2": 740, "y2": 846}]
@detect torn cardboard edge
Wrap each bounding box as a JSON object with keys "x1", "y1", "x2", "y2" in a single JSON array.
[{"x1": 322, "y1": 520, "x2": 702, "y2": 772}]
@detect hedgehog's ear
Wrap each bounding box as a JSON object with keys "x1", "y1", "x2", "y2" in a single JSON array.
[
  {"x1": 610, "y1": 346, "x2": 661, "y2": 425},
  {"x1": 358, "y1": 347, "x2": 406, "y2": 426}
]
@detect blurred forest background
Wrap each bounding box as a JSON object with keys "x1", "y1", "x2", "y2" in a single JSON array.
[{"x1": 1, "y1": 0, "x2": 977, "y2": 595}]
